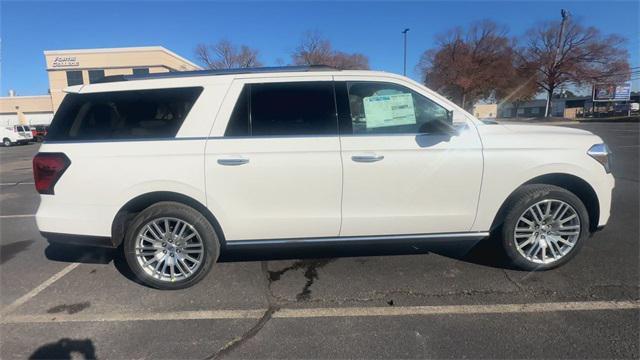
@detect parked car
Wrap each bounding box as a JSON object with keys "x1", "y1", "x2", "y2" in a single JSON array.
[
  {"x1": 2, "y1": 125, "x2": 33, "y2": 146},
  {"x1": 31, "y1": 125, "x2": 49, "y2": 142},
  {"x1": 34, "y1": 66, "x2": 614, "y2": 289}
]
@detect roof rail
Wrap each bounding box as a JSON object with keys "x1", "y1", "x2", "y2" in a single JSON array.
[{"x1": 95, "y1": 65, "x2": 338, "y2": 83}]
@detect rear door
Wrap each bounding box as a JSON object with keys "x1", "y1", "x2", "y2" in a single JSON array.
[
  {"x1": 205, "y1": 77, "x2": 342, "y2": 241},
  {"x1": 334, "y1": 78, "x2": 483, "y2": 236}
]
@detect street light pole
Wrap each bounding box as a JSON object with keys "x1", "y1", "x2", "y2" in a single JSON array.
[
  {"x1": 402, "y1": 28, "x2": 410, "y2": 76},
  {"x1": 546, "y1": 9, "x2": 569, "y2": 117}
]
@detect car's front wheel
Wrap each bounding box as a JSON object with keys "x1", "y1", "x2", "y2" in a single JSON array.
[
  {"x1": 123, "y1": 202, "x2": 219, "y2": 289},
  {"x1": 500, "y1": 184, "x2": 590, "y2": 271}
]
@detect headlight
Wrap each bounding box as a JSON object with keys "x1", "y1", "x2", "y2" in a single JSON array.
[{"x1": 587, "y1": 143, "x2": 612, "y2": 173}]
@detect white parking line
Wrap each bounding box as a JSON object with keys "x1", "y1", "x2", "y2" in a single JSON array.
[
  {"x1": 1, "y1": 300, "x2": 637, "y2": 324},
  {"x1": 0, "y1": 214, "x2": 35, "y2": 219},
  {"x1": 2, "y1": 309, "x2": 266, "y2": 324},
  {"x1": 275, "y1": 300, "x2": 640, "y2": 318},
  {"x1": 0, "y1": 182, "x2": 34, "y2": 186},
  {"x1": 0, "y1": 262, "x2": 80, "y2": 318}
]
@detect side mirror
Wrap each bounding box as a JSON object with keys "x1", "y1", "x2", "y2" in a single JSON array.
[{"x1": 417, "y1": 119, "x2": 459, "y2": 137}]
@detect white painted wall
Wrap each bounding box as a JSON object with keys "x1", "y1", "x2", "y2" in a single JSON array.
[{"x1": 0, "y1": 113, "x2": 54, "y2": 126}]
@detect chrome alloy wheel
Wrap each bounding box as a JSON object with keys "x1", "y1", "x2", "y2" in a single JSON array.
[
  {"x1": 135, "y1": 217, "x2": 204, "y2": 282},
  {"x1": 513, "y1": 199, "x2": 581, "y2": 264}
]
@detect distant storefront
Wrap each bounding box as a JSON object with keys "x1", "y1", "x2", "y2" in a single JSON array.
[
  {"x1": 472, "y1": 104, "x2": 498, "y2": 120},
  {"x1": 0, "y1": 46, "x2": 201, "y2": 126},
  {"x1": 498, "y1": 99, "x2": 547, "y2": 118},
  {"x1": 496, "y1": 94, "x2": 639, "y2": 120}
]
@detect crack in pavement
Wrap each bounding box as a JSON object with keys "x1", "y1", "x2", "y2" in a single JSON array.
[
  {"x1": 203, "y1": 261, "x2": 282, "y2": 360},
  {"x1": 203, "y1": 259, "x2": 334, "y2": 359},
  {"x1": 267, "y1": 259, "x2": 334, "y2": 302},
  {"x1": 283, "y1": 288, "x2": 527, "y2": 306},
  {"x1": 204, "y1": 305, "x2": 278, "y2": 360},
  {"x1": 201, "y1": 255, "x2": 638, "y2": 359},
  {"x1": 503, "y1": 270, "x2": 526, "y2": 292}
]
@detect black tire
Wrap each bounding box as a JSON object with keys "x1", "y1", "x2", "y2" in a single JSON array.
[
  {"x1": 123, "y1": 201, "x2": 219, "y2": 289},
  {"x1": 3, "y1": 138, "x2": 11, "y2": 147},
  {"x1": 500, "y1": 184, "x2": 590, "y2": 271}
]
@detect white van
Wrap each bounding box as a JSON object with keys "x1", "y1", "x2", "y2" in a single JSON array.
[{"x1": 1, "y1": 125, "x2": 33, "y2": 146}]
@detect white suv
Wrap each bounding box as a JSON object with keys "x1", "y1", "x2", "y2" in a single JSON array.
[{"x1": 34, "y1": 66, "x2": 614, "y2": 289}]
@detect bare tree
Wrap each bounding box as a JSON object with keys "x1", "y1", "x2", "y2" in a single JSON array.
[
  {"x1": 195, "y1": 40, "x2": 263, "y2": 69},
  {"x1": 417, "y1": 20, "x2": 516, "y2": 110},
  {"x1": 292, "y1": 31, "x2": 369, "y2": 70},
  {"x1": 496, "y1": 61, "x2": 539, "y2": 118},
  {"x1": 519, "y1": 15, "x2": 630, "y2": 117}
]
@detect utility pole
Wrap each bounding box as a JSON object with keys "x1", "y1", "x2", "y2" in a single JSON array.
[
  {"x1": 546, "y1": 9, "x2": 569, "y2": 117},
  {"x1": 402, "y1": 28, "x2": 410, "y2": 76}
]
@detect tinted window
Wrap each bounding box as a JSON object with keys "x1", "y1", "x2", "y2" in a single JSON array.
[
  {"x1": 66, "y1": 71, "x2": 83, "y2": 86},
  {"x1": 88, "y1": 70, "x2": 105, "y2": 84},
  {"x1": 251, "y1": 82, "x2": 337, "y2": 136},
  {"x1": 224, "y1": 86, "x2": 250, "y2": 136},
  {"x1": 47, "y1": 87, "x2": 203, "y2": 141},
  {"x1": 347, "y1": 82, "x2": 452, "y2": 135},
  {"x1": 133, "y1": 68, "x2": 150, "y2": 76}
]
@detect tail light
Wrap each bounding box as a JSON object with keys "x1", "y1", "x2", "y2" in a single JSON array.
[{"x1": 33, "y1": 153, "x2": 71, "y2": 194}]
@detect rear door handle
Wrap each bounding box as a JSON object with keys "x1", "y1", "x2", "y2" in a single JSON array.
[
  {"x1": 217, "y1": 157, "x2": 249, "y2": 166},
  {"x1": 351, "y1": 154, "x2": 384, "y2": 163}
]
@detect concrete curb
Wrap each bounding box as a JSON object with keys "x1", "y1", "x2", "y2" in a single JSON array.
[{"x1": 576, "y1": 117, "x2": 639, "y2": 123}]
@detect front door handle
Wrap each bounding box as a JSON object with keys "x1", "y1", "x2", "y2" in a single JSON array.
[
  {"x1": 217, "y1": 157, "x2": 250, "y2": 166},
  {"x1": 351, "y1": 154, "x2": 384, "y2": 163}
]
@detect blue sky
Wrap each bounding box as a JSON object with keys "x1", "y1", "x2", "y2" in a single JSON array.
[{"x1": 1, "y1": 1, "x2": 638, "y2": 96}]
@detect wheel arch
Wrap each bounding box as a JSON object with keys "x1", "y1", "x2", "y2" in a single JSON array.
[
  {"x1": 490, "y1": 173, "x2": 600, "y2": 234},
  {"x1": 111, "y1": 191, "x2": 226, "y2": 247}
]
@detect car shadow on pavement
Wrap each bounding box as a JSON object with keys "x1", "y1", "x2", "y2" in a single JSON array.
[
  {"x1": 220, "y1": 236, "x2": 514, "y2": 269},
  {"x1": 1, "y1": 239, "x2": 35, "y2": 265},
  {"x1": 44, "y1": 243, "x2": 143, "y2": 285},
  {"x1": 29, "y1": 338, "x2": 96, "y2": 360},
  {"x1": 44, "y1": 243, "x2": 117, "y2": 265},
  {"x1": 43, "y1": 236, "x2": 516, "y2": 288}
]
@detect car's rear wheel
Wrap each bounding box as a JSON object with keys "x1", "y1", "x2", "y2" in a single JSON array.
[
  {"x1": 3, "y1": 138, "x2": 11, "y2": 147},
  {"x1": 500, "y1": 184, "x2": 589, "y2": 271},
  {"x1": 123, "y1": 202, "x2": 219, "y2": 289}
]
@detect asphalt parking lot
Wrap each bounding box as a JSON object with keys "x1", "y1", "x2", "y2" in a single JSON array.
[{"x1": 0, "y1": 123, "x2": 638, "y2": 359}]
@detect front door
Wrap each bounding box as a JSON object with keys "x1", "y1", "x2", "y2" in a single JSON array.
[
  {"x1": 335, "y1": 79, "x2": 483, "y2": 236},
  {"x1": 205, "y1": 78, "x2": 342, "y2": 241}
]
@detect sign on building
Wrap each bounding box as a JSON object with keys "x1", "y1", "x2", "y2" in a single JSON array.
[
  {"x1": 52, "y1": 56, "x2": 79, "y2": 68},
  {"x1": 593, "y1": 82, "x2": 632, "y2": 102}
]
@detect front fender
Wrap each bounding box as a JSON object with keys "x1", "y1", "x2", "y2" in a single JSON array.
[{"x1": 472, "y1": 150, "x2": 613, "y2": 232}]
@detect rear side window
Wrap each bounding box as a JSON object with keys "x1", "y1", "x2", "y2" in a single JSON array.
[
  {"x1": 224, "y1": 86, "x2": 250, "y2": 137},
  {"x1": 225, "y1": 82, "x2": 337, "y2": 137},
  {"x1": 47, "y1": 87, "x2": 203, "y2": 141}
]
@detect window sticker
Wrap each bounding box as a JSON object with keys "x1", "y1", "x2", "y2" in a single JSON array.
[{"x1": 363, "y1": 93, "x2": 416, "y2": 128}]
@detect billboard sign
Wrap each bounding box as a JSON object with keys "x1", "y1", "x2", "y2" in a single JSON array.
[{"x1": 593, "y1": 82, "x2": 632, "y2": 102}]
